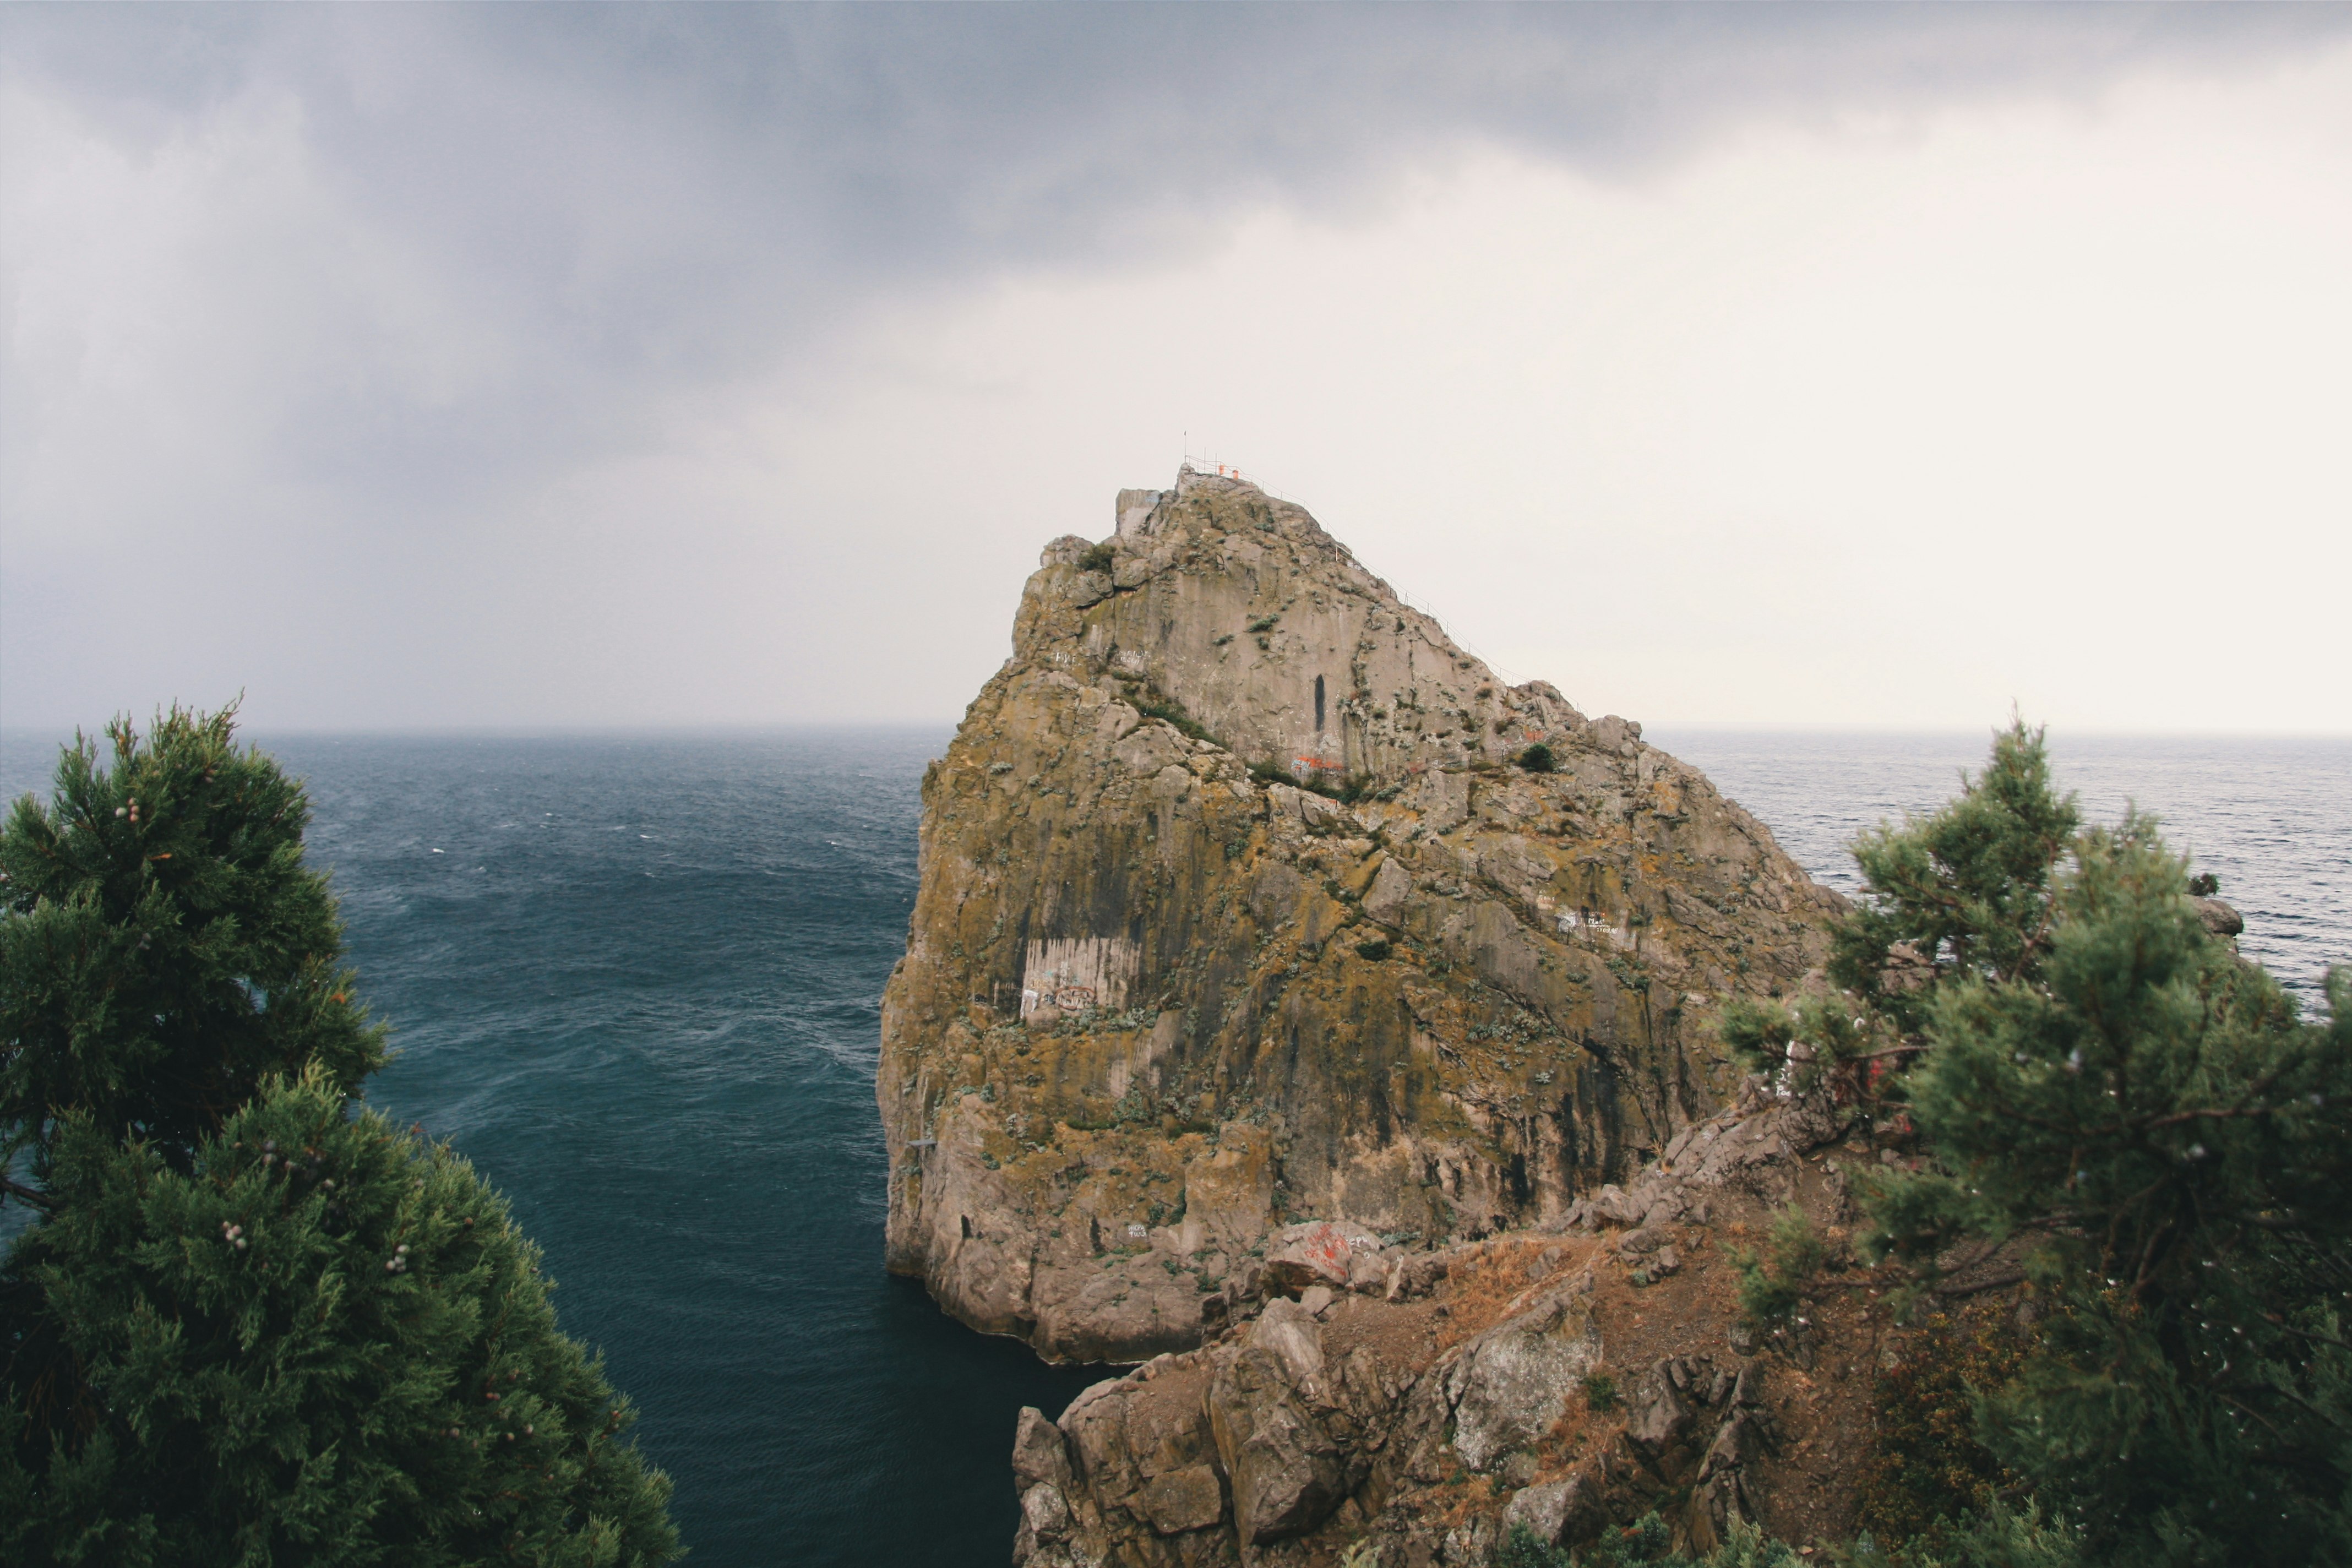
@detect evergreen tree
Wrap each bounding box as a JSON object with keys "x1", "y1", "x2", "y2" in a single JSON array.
[
  {"x1": 1755, "y1": 722, "x2": 2352, "y2": 1564},
  {"x1": 2, "y1": 708, "x2": 383, "y2": 1177},
  {"x1": 2, "y1": 709, "x2": 679, "y2": 1565}
]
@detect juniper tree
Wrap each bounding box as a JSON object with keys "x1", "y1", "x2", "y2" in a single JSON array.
[
  {"x1": 2, "y1": 707, "x2": 384, "y2": 1182},
  {"x1": 1738, "y1": 722, "x2": 2352, "y2": 1564},
  {"x1": 2, "y1": 708, "x2": 678, "y2": 1565}
]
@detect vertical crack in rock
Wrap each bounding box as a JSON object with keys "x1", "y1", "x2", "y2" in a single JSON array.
[{"x1": 877, "y1": 466, "x2": 1844, "y2": 1363}]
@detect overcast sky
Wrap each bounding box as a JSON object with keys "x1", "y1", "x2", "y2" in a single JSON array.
[{"x1": 4, "y1": 4, "x2": 2348, "y2": 734}]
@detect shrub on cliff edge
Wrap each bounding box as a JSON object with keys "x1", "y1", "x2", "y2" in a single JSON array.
[
  {"x1": 1, "y1": 707, "x2": 679, "y2": 1565},
  {"x1": 1772, "y1": 720, "x2": 2352, "y2": 1564}
]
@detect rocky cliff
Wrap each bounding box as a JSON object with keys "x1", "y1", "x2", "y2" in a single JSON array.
[
  {"x1": 1005, "y1": 1076, "x2": 1986, "y2": 1567},
  {"x1": 876, "y1": 467, "x2": 1845, "y2": 1365}
]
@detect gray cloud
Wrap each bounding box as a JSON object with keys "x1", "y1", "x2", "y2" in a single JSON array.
[
  {"x1": 3, "y1": 3, "x2": 2345, "y2": 728},
  {"x1": 8, "y1": 4, "x2": 2339, "y2": 494}
]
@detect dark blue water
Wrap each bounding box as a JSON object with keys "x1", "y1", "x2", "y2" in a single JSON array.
[
  {"x1": 0, "y1": 727, "x2": 1106, "y2": 1567},
  {"x1": 1, "y1": 725, "x2": 2345, "y2": 1566}
]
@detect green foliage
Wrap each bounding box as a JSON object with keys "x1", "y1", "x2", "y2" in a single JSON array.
[
  {"x1": 2, "y1": 709, "x2": 679, "y2": 1564},
  {"x1": 1577, "y1": 1512, "x2": 1673, "y2": 1568},
  {"x1": 1132, "y1": 694, "x2": 1215, "y2": 744},
  {"x1": 1496, "y1": 1499, "x2": 2052, "y2": 1568},
  {"x1": 1076, "y1": 541, "x2": 1115, "y2": 573},
  {"x1": 1835, "y1": 1504, "x2": 2083, "y2": 1568},
  {"x1": 2, "y1": 706, "x2": 385, "y2": 1177},
  {"x1": 1355, "y1": 937, "x2": 1393, "y2": 962},
  {"x1": 1841, "y1": 720, "x2": 2352, "y2": 1562},
  {"x1": 1582, "y1": 1369, "x2": 1618, "y2": 1412},
  {"x1": 1517, "y1": 743, "x2": 1557, "y2": 774},
  {"x1": 1856, "y1": 1303, "x2": 2027, "y2": 1542},
  {"x1": 1499, "y1": 1516, "x2": 1800, "y2": 1568},
  {"x1": 3, "y1": 1070, "x2": 675, "y2": 1566},
  {"x1": 1246, "y1": 614, "x2": 1281, "y2": 634},
  {"x1": 1246, "y1": 759, "x2": 1376, "y2": 804},
  {"x1": 1498, "y1": 1523, "x2": 1567, "y2": 1568},
  {"x1": 1699, "y1": 1522, "x2": 1800, "y2": 1568},
  {"x1": 1828, "y1": 721, "x2": 2081, "y2": 1036},
  {"x1": 1732, "y1": 1205, "x2": 1826, "y2": 1333},
  {"x1": 1717, "y1": 990, "x2": 1902, "y2": 1098},
  {"x1": 2186, "y1": 873, "x2": 2219, "y2": 897}
]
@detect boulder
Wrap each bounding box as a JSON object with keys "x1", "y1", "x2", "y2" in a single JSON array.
[
  {"x1": 1012, "y1": 1405, "x2": 1073, "y2": 1490},
  {"x1": 1135, "y1": 1463, "x2": 1225, "y2": 1535},
  {"x1": 1250, "y1": 1297, "x2": 1327, "y2": 1387},
  {"x1": 1445, "y1": 1291, "x2": 1602, "y2": 1472},
  {"x1": 1624, "y1": 1359, "x2": 1694, "y2": 1458},
  {"x1": 1210, "y1": 1347, "x2": 1348, "y2": 1544},
  {"x1": 1502, "y1": 1474, "x2": 1598, "y2": 1548},
  {"x1": 2193, "y1": 896, "x2": 2245, "y2": 940},
  {"x1": 1019, "y1": 1481, "x2": 1070, "y2": 1543},
  {"x1": 1264, "y1": 1222, "x2": 1355, "y2": 1294}
]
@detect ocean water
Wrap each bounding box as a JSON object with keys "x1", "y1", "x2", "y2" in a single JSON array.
[
  {"x1": 0, "y1": 725, "x2": 2344, "y2": 1565},
  {"x1": 0, "y1": 727, "x2": 1104, "y2": 1567},
  {"x1": 1647, "y1": 729, "x2": 2351, "y2": 1003}
]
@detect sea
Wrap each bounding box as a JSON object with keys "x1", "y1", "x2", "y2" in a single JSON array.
[{"x1": 0, "y1": 726, "x2": 2344, "y2": 1566}]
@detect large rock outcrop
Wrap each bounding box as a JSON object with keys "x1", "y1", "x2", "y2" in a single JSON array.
[
  {"x1": 877, "y1": 467, "x2": 1844, "y2": 1363},
  {"x1": 1005, "y1": 1080, "x2": 1912, "y2": 1567}
]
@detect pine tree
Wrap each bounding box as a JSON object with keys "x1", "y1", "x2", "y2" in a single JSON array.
[
  {"x1": 1800, "y1": 722, "x2": 2352, "y2": 1564},
  {"x1": 2, "y1": 708, "x2": 679, "y2": 1565},
  {"x1": 2, "y1": 708, "x2": 383, "y2": 1177}
]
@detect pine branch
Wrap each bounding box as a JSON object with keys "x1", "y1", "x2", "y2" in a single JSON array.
[
  {"x1": 2139, "y1": 1104, "x2": 2285, "y2": 1131},
  {"x1": 2262, "y1": 1315, "x2": 2352, "y2": 1354},
  {"x1": 3, "y1": 1175, "x2": 58, "y2": 1212}
]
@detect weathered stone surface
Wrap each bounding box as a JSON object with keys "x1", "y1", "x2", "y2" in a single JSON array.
[
  {"x1": 1015, "y1": 1404, "x2": 1076, "y2": 1491},
  {"x1": 1624, "y1": 1359, "x2": 1695, "y2": 1458},
  {"x1": 1210, "y1": 1346, "x2": 1348, "y2": 1544},
  {"x1": 1444, "y1": 1287, "x2": 1602, "y2": 1471},
  {"x1": 1263, "y1": 1222, "x2": 1355, "y2": 1295},
  {"x1": 1250, "y1": 1297, "x2": 1327, "y2": 1390},
  {"x1": 881, "y1": 468, "x2": 1842, "y2": 1360},
  {"x1": 2194, "y1": 896, "x2": 2245, "y2": 940},
  {"x1": 1012, "y1": 1082, "x2": 1874, "y2": 1567},
  {"x1": 1137, "y1": 1463, "x2": 1226, "y2": 1534},
  {"x1": 1503, "y1": 1476, "x2": 1597, "y2": 1547}
]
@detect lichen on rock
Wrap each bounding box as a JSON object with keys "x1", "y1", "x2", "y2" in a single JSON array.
[
  {"x1": 1005, "y1": 1078, "x2": 1923, "y2": 1566},
  {"x1": 876, "y1": 466, "x2": 1845, "y2": 1364}
]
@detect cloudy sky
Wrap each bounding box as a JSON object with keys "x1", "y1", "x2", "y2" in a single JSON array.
[{"x1": 4, "y1": 4, "x2": 2348, "y2": 734}]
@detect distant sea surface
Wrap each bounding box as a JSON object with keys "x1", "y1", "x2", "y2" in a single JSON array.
[{"x1": 0, "y1": 726, "x2": 2344, "y2": 1565}]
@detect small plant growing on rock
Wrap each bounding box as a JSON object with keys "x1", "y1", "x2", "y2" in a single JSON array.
[
  {"x1": 1499, "y1": 1515, "x2": 1801, "y2": 1568},
  {"x1": 1732, "y1": 1205, "x2": 1826, "y2": 1333},
  {"x1": 1077, "y1": 541, "x2": 1115, "y2": 573},
  {"x1": 1133, "y1": 693, "x2": 1214, "y2": 744},
  {"x1": 2188, "y1": 870, "x2": 2220, "y2": 896},
  {"x1": 1356, "y1": 936, "x2": 1393, "y2": 961},
  {"x1": 1496, "y1": 1522, "x2": 1568, "y2": 1568},
  {"x1": 1577, "y1": 1513, "x2": 1675, "y2": 1565},
  {"x1": 1581, "y1": 1369, "x2": 1618, "y2": 1412},
  {"x1": 1516, "y1": 743, "x2": 1556, "y2": 773}
]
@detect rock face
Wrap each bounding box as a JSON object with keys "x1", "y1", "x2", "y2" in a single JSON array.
[
  {"x1": 1007, "y1": 1081, "x2": 1890, "y2": 1567},
  {"x1": 877, "y1": 467, "x2": 1844, "y2": 1362}
]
